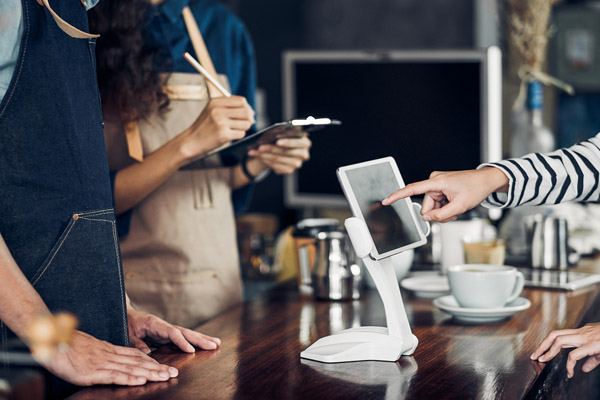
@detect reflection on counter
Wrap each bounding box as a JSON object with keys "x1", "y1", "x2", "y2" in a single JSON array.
[
  {"x1": 298, "y1": 300, "x2": 363, "y2": 346},
  {"x1": 301, "y1": 357, "x2": 418, "y2": 400}
]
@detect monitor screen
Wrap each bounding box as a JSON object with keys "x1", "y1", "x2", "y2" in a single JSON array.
[{"x1": 283, "y1": 50, "x2": 502, "y2": 208}]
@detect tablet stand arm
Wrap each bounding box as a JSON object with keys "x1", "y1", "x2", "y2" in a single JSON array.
[
  {"x1": 345, "y1": 218, "x2": 416, "y2": 344},
  {"x1": 300, "y1": 216, "x2": 419, "y2": 363}
]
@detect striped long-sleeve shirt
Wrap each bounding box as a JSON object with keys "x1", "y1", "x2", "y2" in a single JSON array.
[{"x1": 478, "y1": 133, "x2": 600, "y2": 208}]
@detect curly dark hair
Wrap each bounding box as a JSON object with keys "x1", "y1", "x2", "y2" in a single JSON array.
[{"x1": 88, "y1": 0, "x2": 170, "y2": 124}]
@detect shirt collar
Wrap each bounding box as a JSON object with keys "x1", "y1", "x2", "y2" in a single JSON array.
[
  {"x1": 86, "y1": 0, "x2": 100, "y2": 10},
  {"x1": 156, "y1": 0, "x2": 192, "y2": 24}
]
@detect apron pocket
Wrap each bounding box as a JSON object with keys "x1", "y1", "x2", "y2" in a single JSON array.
[
  {"x1": 29, "y1": 209, "x2": 128, "y2": 345},
  {"x1": 30, "y1": 209, "x2": 115, "y2": 285}
]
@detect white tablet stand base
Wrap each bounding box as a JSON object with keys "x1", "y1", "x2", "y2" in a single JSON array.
[{"x1": 300, "y1": 215, "x2": 425, "y2": 363}]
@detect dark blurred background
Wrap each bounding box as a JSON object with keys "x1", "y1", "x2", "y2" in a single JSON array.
[
  {"x1": 219, "y1": 0, "x2": 600, "y2": 231},
  {"x1": 223, "y1": 0, "x2": 480, "y2": 226}
]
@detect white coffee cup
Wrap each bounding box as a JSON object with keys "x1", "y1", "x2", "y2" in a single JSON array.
[{"x1": 447, "y1": 264, "x2": 525, "y2": 308}]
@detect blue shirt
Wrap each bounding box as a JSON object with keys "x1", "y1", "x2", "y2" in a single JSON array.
[
  {"x1": 0, "y1": 0, "x2": 100, "y2": 102},
  {"x1": 146, "y1": 0, "x2": 256, "y2": 110},
  {"x1": 0, "y1": 0, "x2": 23, "y2": 102}
]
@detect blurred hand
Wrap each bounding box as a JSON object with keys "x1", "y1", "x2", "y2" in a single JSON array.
[
  {"x1": 531, "y1": 323, "x2": 600, "y2": 379},
  {"x1": 127, "y1": 308, "x2": 221, "y2": 355},
  {"x1": 247, "y1": 135, "x2": 311, "y2": 175},
  {"x1": 381, "y1": 168, "x2": 509, "y2": 223},
  {"x1": 39, "y1": 330, "x2": 177, "y2": 386},
  {"x1": 181, "y1": 96, "x2": 255, "y2": 159}
]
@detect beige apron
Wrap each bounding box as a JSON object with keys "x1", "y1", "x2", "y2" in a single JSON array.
[{"x1": 116, "y1": 8, "x2": 242, "y2": 329}]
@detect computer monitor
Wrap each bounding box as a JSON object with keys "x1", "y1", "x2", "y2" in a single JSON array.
[{"x1": 282, "y1": 48, "x2": 502, "y2": 209}]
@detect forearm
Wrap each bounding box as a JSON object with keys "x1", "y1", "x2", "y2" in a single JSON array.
[
  {"x1": 113, "y1": 133, "x2": 192, "y2": 215},
  {"x1": 480, "y1": 134, "x2": 600, "y2": 208},
  {"x1": 231, "y1": 157, "x2": 269, "y2": 189},
  {"x1": 0, "y1": 235, "x2": 50, "y2": 338}
]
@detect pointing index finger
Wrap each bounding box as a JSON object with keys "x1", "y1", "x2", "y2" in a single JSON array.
[{"x1": 382, "y1": 180, "x2": 437, "y2": 205}]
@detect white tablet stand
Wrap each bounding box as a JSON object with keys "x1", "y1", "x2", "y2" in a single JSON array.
[{"x1": 300, "y1": 205, "x2": 429, "y2": 363}]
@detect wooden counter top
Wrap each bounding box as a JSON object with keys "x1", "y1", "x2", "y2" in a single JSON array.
[{"x1": 69, "y1": 265, "x2": 600, "y2": 400}]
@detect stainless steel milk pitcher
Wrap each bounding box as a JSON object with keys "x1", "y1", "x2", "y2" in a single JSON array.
[
  {"x1": 524, "y1": 214, "x2": 569, "y2": 269},
  {"x1": 307, "y1": 231, "x2": 361, "y2": 300}
]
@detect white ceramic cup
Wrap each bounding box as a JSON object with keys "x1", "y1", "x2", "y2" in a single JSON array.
[{"x1": 447, "y1": 264, "x2": 525, "y2": 309}]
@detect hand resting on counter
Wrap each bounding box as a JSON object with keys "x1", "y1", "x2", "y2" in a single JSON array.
[
  {"x1": 127, "y1": 308, "x2": 221, "y2": 354},
  {"x1": 531, "y1": 322, "x2": 600, "y2": 379},
  {"x1": 39, "y1": 308, "x2": 221, "y2": 387},
  {"x1": 39, "y1": 330, "x2": 177, "y2": 386}
]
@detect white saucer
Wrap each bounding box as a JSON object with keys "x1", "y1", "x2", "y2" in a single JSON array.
[
  {"x1": 433, "y1": 295, "x2": 531, "y2": 324},
  {"x1": 400, "y1": 273, "x2": 450, "y2": 298}
]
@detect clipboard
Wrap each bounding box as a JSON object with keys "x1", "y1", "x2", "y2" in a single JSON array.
[{"x1": 182, "y1": 117, "x2": 341, "y2": 169}]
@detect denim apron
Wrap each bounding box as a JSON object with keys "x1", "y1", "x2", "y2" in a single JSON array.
[{"x1": 0, "y1": 0, "x2": 129, "y2": 355}]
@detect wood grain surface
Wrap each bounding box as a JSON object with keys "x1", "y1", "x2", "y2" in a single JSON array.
[{"x1": 69, "y1": 264, "x2": 600, "y2": 400}]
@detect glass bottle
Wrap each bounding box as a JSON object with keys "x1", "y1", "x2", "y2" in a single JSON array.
[
  {"x1": 505, "y1": 80, "x2": 554, "y2": 257},
  {"x1": 511, "y1": 80, "x2": 555, "y2": 158}
]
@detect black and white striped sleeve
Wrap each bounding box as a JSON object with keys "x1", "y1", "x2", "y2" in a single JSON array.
[{"x1": 478, "y1": 133, "x2": 600, "y2": 208}]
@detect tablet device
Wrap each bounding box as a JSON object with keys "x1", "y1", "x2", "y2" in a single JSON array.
[
  {"x1": 182, "y1": 117, "x2": 341, "y2": 169},
  {"x1": 516, "y1": 268, "x2": 600, "y2": 291},
  {"x1": 337, "y1": 157, "x2": 428, "y2": 260}
]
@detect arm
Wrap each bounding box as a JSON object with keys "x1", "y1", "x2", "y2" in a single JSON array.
[
  {"x1": 0, "y1": 235, "x2": 51, "y2": 339},
  {"x1": 111, "y1": 96, "x2": 254, "y2": 215},
  {"x1": 0, "y1": 234, "x2": 176, "y2": 386},
  {"x1": 382, "y1": 167, "x2": 509, "y2": 223},
  {"x1": 383, "y1": 134, "x2": 600, "y2": 222},
  {"x1": 480, "y1": 135, "x2": 600, "y2": 208}
]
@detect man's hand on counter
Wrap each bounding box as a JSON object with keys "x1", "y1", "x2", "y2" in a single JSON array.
[
  {"x1": 127, "y1": 308, "x2": 222, "y2": 354},
  {"x1": 531, "y1": 322, "x2": 600, "y2": 378},
  {"x1": 40, "y1": 330, "x2": 176, "y2": 386}
]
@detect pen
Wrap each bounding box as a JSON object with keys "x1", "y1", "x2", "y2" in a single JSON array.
[{"x1": 183, "y1": 52, "x2": 232, "y2": 98}]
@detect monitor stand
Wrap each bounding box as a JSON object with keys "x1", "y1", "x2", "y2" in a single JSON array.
[{"x1": 300, "y1": 216, "x2": 422, "y2": 363}]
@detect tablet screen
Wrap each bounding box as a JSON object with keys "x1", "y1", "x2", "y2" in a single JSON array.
[{"x1": 344, "y1": 162, "x2": 422, "y2": 255}]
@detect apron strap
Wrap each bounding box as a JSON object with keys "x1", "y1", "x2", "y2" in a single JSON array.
[
  {"x1": 164, "y1": 84, "x2": 209, "y2": 100},
  {"x1": 124, "y1": 122, "x2": 144, "y2": 163},
  {"x1": 42, "y1": 0, "x2": 100, "y2": 39},
  {"x1": 181, "y1": 6, "x2": 223, "y2": 98}
]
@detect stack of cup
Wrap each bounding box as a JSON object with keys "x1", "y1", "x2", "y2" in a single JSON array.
[{"x1": 439, "y1": 219, "x2": 505, "y2": 272}]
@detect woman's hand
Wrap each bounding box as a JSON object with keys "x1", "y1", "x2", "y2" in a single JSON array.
[
  {"x1": 381, "y1": 168, "x2": 509, "y2": 223},
  {"x1": 247, "y1": 135, "x2": 312, "y2": 175},
  {"x1": 179, "y1": 96, "x2": 255, "y2": 161},
  {"x1": 531, "y1": 323, "x2": 600, "y2": 378},
  {"x1": 127, "y1": 308, "x2": 221, "y2": 355},
  {"x1": 39, "y1": 330, "x2": 177, "y2": 386}
]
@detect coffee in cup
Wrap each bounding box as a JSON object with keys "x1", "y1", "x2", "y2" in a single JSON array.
[
  {"x1": 462, "y1": 238, "x2": 505, "y2": 264},
  {"x1": 447, "y1": 264, "x2": 524, "y2": 308}
]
